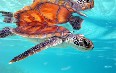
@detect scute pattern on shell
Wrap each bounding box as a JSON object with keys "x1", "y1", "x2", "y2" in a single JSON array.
[
  {"x1": 13, "y1": 1, "x2": 73, "y2": 38},
  {"x1": 13, "y1": 25, "x2": 70, "y2": 38}
]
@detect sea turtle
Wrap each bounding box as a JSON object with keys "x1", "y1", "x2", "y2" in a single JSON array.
[
  {"x1": 0, "y1": 0, "x2": 94, "y2": 64},
  {"x1": 1, "y1": 0, "x2": 94, "y2": 30},
  {"x1": 0, "y1": 26, "x2": 94, "y2": 64}
]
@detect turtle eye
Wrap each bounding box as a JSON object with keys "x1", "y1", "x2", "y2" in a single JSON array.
[
  {"x1": 86, "y1": 0, "x2": 89, "y2": 2},
  {"x1": 87, "y1": 0, "x2": 93, "y2": 2}
]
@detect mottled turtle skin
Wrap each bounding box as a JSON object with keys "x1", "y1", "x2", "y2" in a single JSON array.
[
  {"x1": 0, "y1": 0, "x2": 94, "y2": 64},
  {"x1": 0, "y1": 27, "x2": 94, "y2": 64}
]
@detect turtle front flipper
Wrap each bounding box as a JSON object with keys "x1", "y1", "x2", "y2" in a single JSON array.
[
  {"x1": 69, "y1": 16, "x2": 83, "y2": 30},
  {"x1": 9, "y1": 36, "x2": 63, "y2": 64},
  {"x1": 0, "y1": 27, "x2": 14, "y2": 38},
  {"x1": 0, "y1": 11, "x2": 16, "y2": 23}
]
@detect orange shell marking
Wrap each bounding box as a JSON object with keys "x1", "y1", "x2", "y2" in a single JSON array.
[
  {"x1": 14, "y1": 25, "x2": 70, "y2": 38},
  {"x1": 38, "y1": 3, "x2": 60, "y2": 24},
  {"x1": 15, "y1": 2, "x2": 71, "y2": 26},
  {"x1": 16, "y1": 10, "x2": 45, "y2": 27},
  {"x1": 13, "y1": 1, "x2": 72, "y2": 38}
]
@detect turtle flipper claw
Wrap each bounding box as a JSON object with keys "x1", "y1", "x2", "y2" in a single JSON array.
[
  {"x1": 0, "y1": 27, "x2": 13, "y2": 38},
  {"x1": 69, "y1": 16, "x2": 83, "y2": 30}
]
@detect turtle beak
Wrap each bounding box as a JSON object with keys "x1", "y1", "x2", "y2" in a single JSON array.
[{"x1": 83, "y1": 38, "x2": 94, "y2": 50}]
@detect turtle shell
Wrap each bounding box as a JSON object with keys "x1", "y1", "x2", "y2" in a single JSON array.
[
  {"x1": 13, "y1": 25, "x2": 70, "y2": 38},
  {"x1": 14, "y1": 2, "x2": 72, "y2": 26},
  {"x1": 13, "y1": 0, "x2": 73, "y2": 38}
]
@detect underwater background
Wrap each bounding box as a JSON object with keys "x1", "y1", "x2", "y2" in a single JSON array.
[{"x1": 0, "y1": 0, "x2": 116, "y2": 73}]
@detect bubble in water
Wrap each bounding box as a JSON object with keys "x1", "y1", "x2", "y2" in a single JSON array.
[
  {"x1": 104, "y1": 65, "x2": 112, "y2": 68},
  {"x1": 43, "y1": 62, "x2": 48, "y2": 66},
  {"x1": 61, "y1": 66, "x2": 71, "y2": 71}
]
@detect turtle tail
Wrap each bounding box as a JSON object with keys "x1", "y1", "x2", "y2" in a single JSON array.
[{"x1": 0, "y1": 11, "x2": 16, "y2": 23}]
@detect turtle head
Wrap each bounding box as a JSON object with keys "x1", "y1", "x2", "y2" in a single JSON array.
[
  {"x1": 69, "y1": 34, "x2": 94, "y2": 51},
  {"x1": 72, "y1": 0, "x2": 94, "y2": 11}
]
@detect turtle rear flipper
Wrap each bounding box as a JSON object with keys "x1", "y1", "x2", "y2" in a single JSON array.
[
  {"x1": 9, "y1": 36, "x2": 63, "y2": 64},
  {"x1": 0, "y1": 11, "x2": 16, "y2": 23},
  {"x1": 69, "y1": 16, "x2": 83, "y2": 30},
  {"x1": 0, "y1": 27, "x2": 14, "y2": 38}
]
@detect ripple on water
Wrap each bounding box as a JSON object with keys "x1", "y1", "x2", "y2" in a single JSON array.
[
  {"x1": 43, "y1": 62, "x2": 48, "y2": 66},
  {"x1": 106, "y1": 58, "x2": 116, "y2": 61},
  {"x1": 114, "y1": 63, "x2": 116, "y2": 66},
  {"x1": 0, "y1": 64, "x2": 29, "y2": 73},
  {"x1": 104, "y1": 65, "x2": 113, "y2": 69},
  {"x1": 61, "y1": 66, "x2": 71, "y2": 71}
]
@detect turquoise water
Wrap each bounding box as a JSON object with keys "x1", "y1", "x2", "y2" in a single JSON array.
[{"x1": 0, "y1": 0, "x2": 116, "y2": 73}]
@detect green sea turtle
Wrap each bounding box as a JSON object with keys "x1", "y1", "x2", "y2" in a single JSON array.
[
  {"x1": 1, "y1": 0, "x2": 94, "y2": 30},
  {"x1": 0, "y1": 26, "x2": 94, "y2": 64},
  {"x1": 0, "y1": 0, "x2": 94, "y2": 64}
]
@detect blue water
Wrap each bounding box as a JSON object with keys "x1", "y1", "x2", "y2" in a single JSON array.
[{"x1": 0, "y1": 0, "x2": 116, "y2": 73}]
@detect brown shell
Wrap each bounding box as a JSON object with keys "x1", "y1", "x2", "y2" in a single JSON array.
[
  {"x1": 32, "y1": 0, "x2": 74, "y2": 11},
  {"x1": 13, "y1": 25, "x2": 70, "y2": 38},
  {"x1": 13, "y1": 0, "x2": 73, "y2": 38}
]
